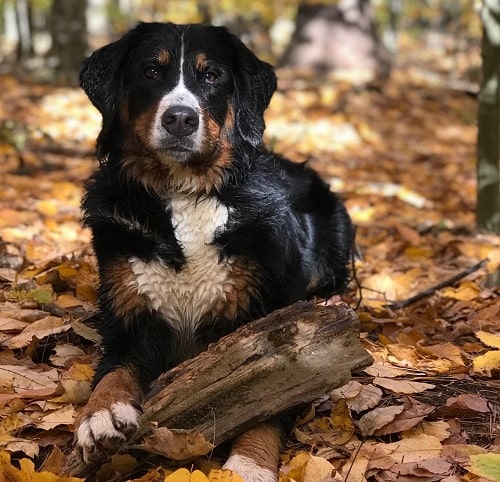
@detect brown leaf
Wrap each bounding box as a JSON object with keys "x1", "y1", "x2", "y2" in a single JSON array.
[
  {"x1": 2, "y1": 315, "x2": 70, "y2": 349},
  {"x1": 373, "y1": 377, "x2": 435, "y2": 394},
  {"x1": 357, "y1": 405, "x2": 404, "y2": 437},
  {"x1": 435, "y1": 393, "x2": 490, "y2": 418},
  {"x1": 373, "y1": 397, "x2": 435, "y2": 436},
  {"x1": 137, "y1": 427, "x2": 214, "y2": 460}
]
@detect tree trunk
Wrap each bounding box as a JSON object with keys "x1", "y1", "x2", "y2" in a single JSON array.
[
  {"x1": 50, "y1": 0, "x2": 88, "y2": 85},
  {"x1": 477, "y1": 1, "x2": 500, "y2": 232},
  {"x1": 279, "y1": 0, "x2": 390, "y2": 79}
]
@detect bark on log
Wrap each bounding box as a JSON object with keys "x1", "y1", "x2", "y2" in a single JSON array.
[
  {"x1": 69, "y1": 301, "x2": 371, "y2": 478},
  {"x1": 138, "y1": 301, "x2": 370, "y2": 443}
]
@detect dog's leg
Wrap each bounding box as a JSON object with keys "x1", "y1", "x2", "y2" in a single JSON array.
[
  {"x1": 223, "y1": 423, "x2": 281, "y2": 482},
  {"x1": 74, "y1": 366, "x2": 143, "y2": 464}
]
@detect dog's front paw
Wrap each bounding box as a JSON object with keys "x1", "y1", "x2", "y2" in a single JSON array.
[{"x1": 75, "y1": 401, "x2": 140, "y2": 464}]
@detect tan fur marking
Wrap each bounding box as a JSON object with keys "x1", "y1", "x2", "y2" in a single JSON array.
[
  {"x1": 215, "y1": 259, "x2": 261, "y2": 320},
  {"x1": 195, "y1": 53, "x2": 207, "y2": 70},
  {"x1": 133, "y1": 108, "x2": 158, "y2": 148},
  {"x1": 228, "y1": 424, "x2": 281, "y2": 473},
  {"x1": 103, "y1": 260, "x2": 150, "y2": 322},
  {"x1": 75, "y1": 368, "x2": 143, "y2": 427},
  {"x1": 157, "y1": 49, "x2": 171, "y2": 65}
]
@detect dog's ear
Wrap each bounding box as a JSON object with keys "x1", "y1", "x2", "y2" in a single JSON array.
[
  {"x1": 229, "y1": 33, "x2": 277, "y2": 147},
  {"x1": 80, "y1": 31, "x2": 133, "y2": 118}
]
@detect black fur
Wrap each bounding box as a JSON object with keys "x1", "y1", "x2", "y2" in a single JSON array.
[{"x1": 81, "y1": 22, "x2": 354, "y2": 392}]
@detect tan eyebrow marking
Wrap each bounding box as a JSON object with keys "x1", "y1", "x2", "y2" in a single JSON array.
[
  {"x1": 195, "y1": 53, "x2": 207, "y2": 70},
  {"x1": 157, "y1": 49, "x2": 171, "y2": 65}
]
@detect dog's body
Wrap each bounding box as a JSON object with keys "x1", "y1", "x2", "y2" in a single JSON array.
[{"x1": 75, "y1": 22, "x2": 353, "y2": 481}]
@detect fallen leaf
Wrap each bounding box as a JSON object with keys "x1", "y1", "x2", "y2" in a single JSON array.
[
  {"x1": 70, "y1": 319, "x2": 101, "y2": 343},
  {"x1": 350, "y1": 384, "x2": 383, "y2": 412},
  {"x1": 441, "y1": 280, "x2": 481, "y2": 301},
  {"x1": 330, "y1": 380, "x2": 362, "y2": 401},
  {"x1": 3, "y1": 315, "x2": 70, "y2": 349},
  {"x1": 357, "y1": 405, "x2": 404, "y2": 436},
  {"x1": 207, "y1": 469, "x2": 245, "y2": 482},
  {"x1": 96, "y1": 454, "x2": 138, "y2": 481},
  {"x1": 473, "y1": 350, "x2": 500, "y2": 377},
  {"x1": 0, "y1": 450, "x2": 83, "y2": 482},
  {"x1": 165, "y1": 468, "x2": 210, "y2": 482},
  {"x1": 0, "y1": 365, "x2": 59, "y2": 392},
  {"x1": 49, "y1": 344, "x2": 86, "y2": 367},
  {"x1": 281, "y1": 451, "x2": 338, "y2": 482},
  {"x1": 138, "y1": 427, "x2": 214, "y2": 460},
  {"x1": 385, "y1": 433, "x2": 442, "y2": 463},
  {"x1": 373, "y1": 377, "x2": 435, "y2": 394},
  {"x1": 403, "y1": 420, "x2": 451, "y2": 441},
  {"x1": 4, "y1": 439, "x2": 39, "y2": 458},
  {"x1": 373, "y1": 397, "x2": 435, "y2": 436},
  {"x1": 37, "y1": 405, "x2": 74, "y2": 430},
  {"x1": 435, "y1": 393, "x2": 490, "y2": 418},
  {"x1": 364, "y1": 361, "x2": 416, "y2": 378},
  {"x1": 475, "y1": 331, "x2": 500, "y2": 349},
  {"x1": 469, "y1": 453, "x2": 500, "y2": 481}
]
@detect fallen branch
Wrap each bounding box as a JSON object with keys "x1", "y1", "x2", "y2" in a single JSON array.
[
  {"x1": 385, "y1": 259, "x2": 488, "y2": 310},
  {"x1": 68, "y1": 301, "x2": 371, "y2": 478}
]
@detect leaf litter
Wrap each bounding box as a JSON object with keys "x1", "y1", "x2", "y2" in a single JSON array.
[{"x1": 0, "y1": 42, "x2": 499, "y2": 482}]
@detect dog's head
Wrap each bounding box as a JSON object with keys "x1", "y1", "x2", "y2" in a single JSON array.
[{"x1": 81, "y1": 22, "x2": 277, "y2": 193}]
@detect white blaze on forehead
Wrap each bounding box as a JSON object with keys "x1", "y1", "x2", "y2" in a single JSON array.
[{"x1": 150, "y1": 35, "x2": 203, "y2": 150}]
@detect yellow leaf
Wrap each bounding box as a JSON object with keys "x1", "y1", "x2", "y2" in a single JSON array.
[
  {"x1": 0, "y1": 449, "x2": 83, "y2": 482},
  {"x1": 303, "y1": 454, "x2": 335, "y2": 482},
  {"x1": 404, "y1": 246, "x2": 433, "y2": 259},
  {"x1": 476, "y1": 331, "x2": 500, "y2": 349},
  {"x1": 165, "y1": 468, "x2": 210, "y2": 482},
  {"x1": 473, "y1": 350, "x2": 500, "y2": 377},
  {"x1": 57, "y1": 264, "x2": 79, "y2": 278},
  {"x1": 469, "y1": 453, "x2": 500, "y2": 481},
  {"x1": 56, "y1": 293, "x2": 82, "y2": 308},
  {"x1": 67, "y1": 363, "x2": 94, "y2": 381},
  {"x1": 284, "y1": 452, "x2": 309, "y2": 482},
  {"x1": 36, "y1": 200, "x2": 58, "y2": 217},
  {"x1": 441, "y1": 280, "x2": 480, "y2": 301}
]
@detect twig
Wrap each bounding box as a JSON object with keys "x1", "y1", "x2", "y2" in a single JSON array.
[{"x1": 385, "y1": 259, "x2": 488, "y2": 310}]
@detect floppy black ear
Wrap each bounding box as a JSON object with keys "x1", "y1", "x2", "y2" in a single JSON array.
[
  {"x1": 80, "y1": 31, "x2": 133, "y2": 119},
  {"x1": 229, "y1": 34, "x2": 277, "y2": 147}
]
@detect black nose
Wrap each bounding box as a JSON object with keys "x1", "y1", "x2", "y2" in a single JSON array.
[{"x1": 161, "y1": 106, "x2": 199, "y2": 137}]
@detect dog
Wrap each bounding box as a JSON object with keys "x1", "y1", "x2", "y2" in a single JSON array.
[{"x1": 75, "y1": 22, "x2": 353, "y2": 482}]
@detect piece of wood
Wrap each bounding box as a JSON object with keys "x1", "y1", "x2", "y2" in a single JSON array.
[
  {"x1": 68, "y1": 301, "x2": 371, "y2": 478},
  {"x1": 138, "y1": 301, "x2": 370, "y2": 443}
]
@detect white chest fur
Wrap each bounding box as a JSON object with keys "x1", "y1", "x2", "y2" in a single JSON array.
[{"x1": 129, "y1": 195, "x2": 233, "y2": 333}]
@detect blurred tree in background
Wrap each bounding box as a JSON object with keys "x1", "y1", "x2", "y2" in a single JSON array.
[
  {"x1": 477, "y1": 0, "x2": 500, "y2": 233},
  {"x1": 0, "y1": 0, "x2": 481, "y2": 84}
]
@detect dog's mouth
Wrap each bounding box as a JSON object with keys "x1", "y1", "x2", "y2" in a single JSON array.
[{"x1": 155, "y1": 140, "x2": 196, "y2": 160}]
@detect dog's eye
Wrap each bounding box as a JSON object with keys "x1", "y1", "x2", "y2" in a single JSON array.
[
  {"x1": 203, "y1": 71, "x2": 217, "y2": 84},
  {"x1": 144, "y1": 66, "x2": 161, "y2": 80}
]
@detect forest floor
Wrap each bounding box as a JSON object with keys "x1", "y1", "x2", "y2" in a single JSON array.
[{"x1": 0, "y1": 38, "x2": 499, "y2": 482}]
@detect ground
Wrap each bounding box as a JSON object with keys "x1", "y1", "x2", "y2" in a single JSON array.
[{"x1": 0, "y1": 40, "x2": 499, "y2": 482}]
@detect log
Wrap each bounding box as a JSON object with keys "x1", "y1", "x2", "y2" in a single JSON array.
[
  {"x1": 138, "y1": 301, "x2": 370, "y2": 443},
  {"x1": 68, "y1": 301, "x2": 371, "y2": 478}
]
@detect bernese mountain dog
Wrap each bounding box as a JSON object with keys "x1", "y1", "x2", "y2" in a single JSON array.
[{"x1": 75, "y1": 22, "x2": 353, "y2": 482}]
